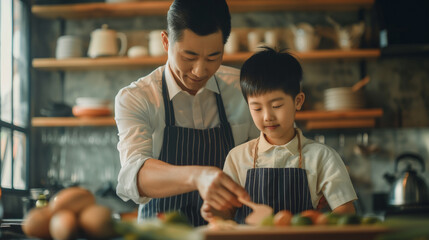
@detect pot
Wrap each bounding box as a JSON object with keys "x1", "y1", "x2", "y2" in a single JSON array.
[
  {"x1": 383, "y1": 153, "x2": 429, "y2": 208},
  {"x1": 88, "y1": 24, "x2": 127, "y2": 58}
]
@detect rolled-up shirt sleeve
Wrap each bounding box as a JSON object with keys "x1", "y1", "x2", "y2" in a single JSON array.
[{"x1": 115, "y1": 83, "x2": 158, "y2": 204}]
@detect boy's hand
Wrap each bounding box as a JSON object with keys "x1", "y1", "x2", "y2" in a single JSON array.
[{"x1": 201, "y1": 201, "x2": 215, "y2": 221}]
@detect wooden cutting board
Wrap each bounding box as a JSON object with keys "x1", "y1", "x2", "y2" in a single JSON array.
[{"x1": 202, "y1": 225, "x2": 391, "y2": 240}]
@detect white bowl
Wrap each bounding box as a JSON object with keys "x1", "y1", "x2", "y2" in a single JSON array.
[{"x1": 76, "y1": 97, "x2": 110, "y2": 108}]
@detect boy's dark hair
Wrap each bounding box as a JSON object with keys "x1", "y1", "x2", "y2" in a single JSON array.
[
  {"x1": 167, "y1": 0, "x2": 231, "y2": 44},
  {"x1": 240, "y1": 47, "x2": 303, "y2": 101}
]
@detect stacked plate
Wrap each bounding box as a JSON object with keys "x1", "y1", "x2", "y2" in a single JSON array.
[
  {"x1": 72, "y1": 97, "x2": 112, "y2": 118},
  {"x1": 323, "y1": 87, "x2": 365, "y2": 110}
]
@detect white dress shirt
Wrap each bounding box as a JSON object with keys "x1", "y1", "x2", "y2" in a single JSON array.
[
  {"x1": 115, "y1": 62, "x2": 260, "y2": 204},
  {"x1": 223, "y1": 128, "x2": 357, "y2": 210}
]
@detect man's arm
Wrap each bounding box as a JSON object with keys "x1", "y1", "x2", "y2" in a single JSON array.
[
  {"x1": 137, "y1": 158, "x2": 250, "y2": 210},
  {"x1": 332, "y1": 201, "x2": 355, "y2": 214}
]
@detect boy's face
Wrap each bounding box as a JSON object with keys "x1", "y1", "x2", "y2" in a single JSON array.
[
  {"x1": 161, "y1": 29, "x2": 224, "y2": 95},
  {"x1": 248, "y1": 90, "x2": 305, "y2": 145}
]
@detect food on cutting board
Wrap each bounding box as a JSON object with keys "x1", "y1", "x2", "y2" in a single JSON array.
[
  {"x1": 291, "y1": 215, "x2": 313, "y2": 226},
  {"x1": 49, "y1": 210, "x2": 78, "y2": 240},
  {"x1": 115, "y1": 211, "x2": 199, "y2": 240},
  {"x1": 337, "y1": 214, "x2": 362, "y2": 225},
  {"x1": 50, "y1": 186, "x2": 96, "y2": 214},
  {"x1": 22, "y1": 206, "x2": 53, "y2": 239},
  {"x1": 207, "y1": 217, "x2": 238, "y2": 230},
  {"x1": 273, "y1": 210, "x2": 292, "y2": 226},
  {"x1": 22, "y1": 187, "x2": 117, "y2": 240},
  {"x1": 79, "y1": 204, "x2": 116, "y2": 239},
  {"x1": 157, "y1": 211, "x2": 191, "y2": 225}
]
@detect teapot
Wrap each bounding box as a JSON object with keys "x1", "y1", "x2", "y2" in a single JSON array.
[
  {"x1": 289, "y1": 23, "x2": 320, "y2": 52},
  {"x1": 383, "y1": 153, "x2": 429, "y2": 208},
  {"x1": 88, "y1": 24, "x2": 127, "y2": 58}
]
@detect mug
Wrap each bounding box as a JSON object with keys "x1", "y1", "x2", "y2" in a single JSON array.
[
  {"x1": 148, "y1": 30, "x2": 166, "y2": 56},
  {"x1": 247, "y1": 31, "x2": 263, "y2": 52},
  {"x1": 225, "y1": 31, "x2": 239, "y2": 54},
  {"x1": 56, "y1": 35, "x2": 82, "y2": 59},
  {"x1": 264, "y1": 30, "x2": 278, "y2": 48}
]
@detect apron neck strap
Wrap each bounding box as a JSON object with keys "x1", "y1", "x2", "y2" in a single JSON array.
[
  {"x1": 253, "y1": 129, "x2": 303, "y2": 168},
  {"x1": 162, "y1": 69, "x2": 176, "y2": 126},
  {"x1": 161, "y1": 69, "x2": 229, "y2": 127}
]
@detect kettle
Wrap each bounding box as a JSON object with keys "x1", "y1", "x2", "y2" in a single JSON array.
[
  {"x1": 383, "y1": 153, "x2": 429, "y2": 208},
  {"x1": 88, "y1": 24, "x2": 127, "y2": 58}
]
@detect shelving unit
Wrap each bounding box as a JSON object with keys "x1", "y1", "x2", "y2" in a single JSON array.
[
  {"x1": 33, "y1": 49, "x2": 380, "y2": 71},
  {"x1": 31, "y1": 0, "x2": 382, "y2": 130},
  {"x1": 32, "y1": 109, "x2": 383, "y2": 129},
  {"x1": 32, "y1": 0, "x2": 374, "y2": 19}
]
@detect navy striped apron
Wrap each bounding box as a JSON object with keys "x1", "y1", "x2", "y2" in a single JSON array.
[
  {"x1": 236, "y1": 130, "x2": 313, "y2": 223},
  {"x1": 139, "y1": 70, "x2": 235, "y2": 226}
]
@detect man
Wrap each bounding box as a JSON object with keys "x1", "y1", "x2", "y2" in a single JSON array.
[{"x1": 115, "y1": 0, "x2": 259, "y2": 226}]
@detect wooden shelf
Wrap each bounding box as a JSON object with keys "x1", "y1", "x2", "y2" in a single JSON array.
[
  {"x1": 32, "y1": 117, "x2": 116, "y2": 127},
  {"x1": 32, "y1": 109, "x2": 383, "y2": 128},
  {"x1": 32, "y1": 0, "x2": 374, "y2": 19},
  {"x1": 32, "y1": 49, "x2": 380, "y2": 71}
]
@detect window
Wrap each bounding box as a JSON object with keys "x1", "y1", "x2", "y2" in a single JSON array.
[{"x1": 0, "y1": 0, "x2": 30, "y2": 191}]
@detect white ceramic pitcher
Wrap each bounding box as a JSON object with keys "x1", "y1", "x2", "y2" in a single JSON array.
[
  {"x1": 290, "y1": 23, "x2": 320, "y2": 52},
  {"x1": 88, "y1": 24, "x2": 127, "y2": 58}
]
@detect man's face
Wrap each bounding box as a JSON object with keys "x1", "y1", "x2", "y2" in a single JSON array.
[{"x1": 162, "y1": 29, "x2": 224, "y2": 95}]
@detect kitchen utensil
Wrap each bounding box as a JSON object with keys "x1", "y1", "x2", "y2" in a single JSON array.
[
  {"x1": 323, "y1": 87, "x2": 365, "y2": 110},
  {"x1": 352, "y1": 76, "x2": 370, "y2": 92},
  {"x1": 289, "y1": 23, "x2": 320, "y2": 52},
  {"x1": 127, "y1": 46, "x2": 148, "y2": 58},
  {"x1": 55, "y1": 35, "x2": 82, "y2": 59},
  {"x1": 40, "y1": 102, "x2": 73, "y2": 117},
  {"x1": 72, "y1": 106, "x2": 112, "y2": 118},
  {"x1": 75, "y1": 97, "x2": 110, "y2": 108},
  {"x1": 239, "y1": 197, "x2": 273, "y2": 225},
  {"x1": 326, "y1": 17, "x2": 365, "y2": 50},
  {"x1": 87, "y1": 24, "x2": 127, "y2": 58},
  {"x1": 383, "y1": 153, "x2": 429, "y2": 207}
]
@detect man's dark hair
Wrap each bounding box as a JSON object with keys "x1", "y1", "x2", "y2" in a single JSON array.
[
  {"x1": 240, "y1": 47, "x2": 303, "y2": 101},
  {"x1": 167, "y1": 0, "x2": 231, "y2": 44}
]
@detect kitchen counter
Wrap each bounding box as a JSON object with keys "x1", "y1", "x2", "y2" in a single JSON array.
[
  {"x1": 202, "y1": 225, "x2": 391, "y2": 240},
  {"x1": 0, "y1": 219, "x2": 29, "y2": 239}
]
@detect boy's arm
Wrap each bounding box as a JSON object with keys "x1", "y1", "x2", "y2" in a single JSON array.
[{"x1": 332, "y1": 201, "x2": 356, "y2": 214}]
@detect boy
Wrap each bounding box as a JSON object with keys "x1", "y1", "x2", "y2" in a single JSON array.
[{"x1": 202, "y1": 47, "x2": 357, "y2": 223}]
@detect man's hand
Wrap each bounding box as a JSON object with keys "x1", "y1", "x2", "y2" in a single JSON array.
[
  {"x1": 201, "y1": 201, "x2": 235, "y2": 222},
  {"x1": 194, "y1": 167, "x2": 250, "y2": 211}
]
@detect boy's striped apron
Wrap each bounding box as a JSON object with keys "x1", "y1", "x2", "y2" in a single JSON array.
[{"x1": 236, "y1": 130, "x2": 314, "y2": 223}]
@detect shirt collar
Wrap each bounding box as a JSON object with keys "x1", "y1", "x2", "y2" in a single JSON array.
[
  {"x1": 164, "y1": 61, "x2": 219, "y2": 101},
  {"x1": 258, "y1": 128, "x2": 304, "y2": 156}
]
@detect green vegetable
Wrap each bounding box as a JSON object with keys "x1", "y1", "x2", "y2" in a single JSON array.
[
  {"x1": 260, "y1": 215, "x2": 274, "y2": 226},
  {"x1": 361, "y1": 216, "x2": 382, "y2": 225},
  {"x1": 291, "y1": 215, "x2": 313, "y2": 226},
  {"x1": 337, "y1": 214, "x2": 361, "y2": 225}
]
